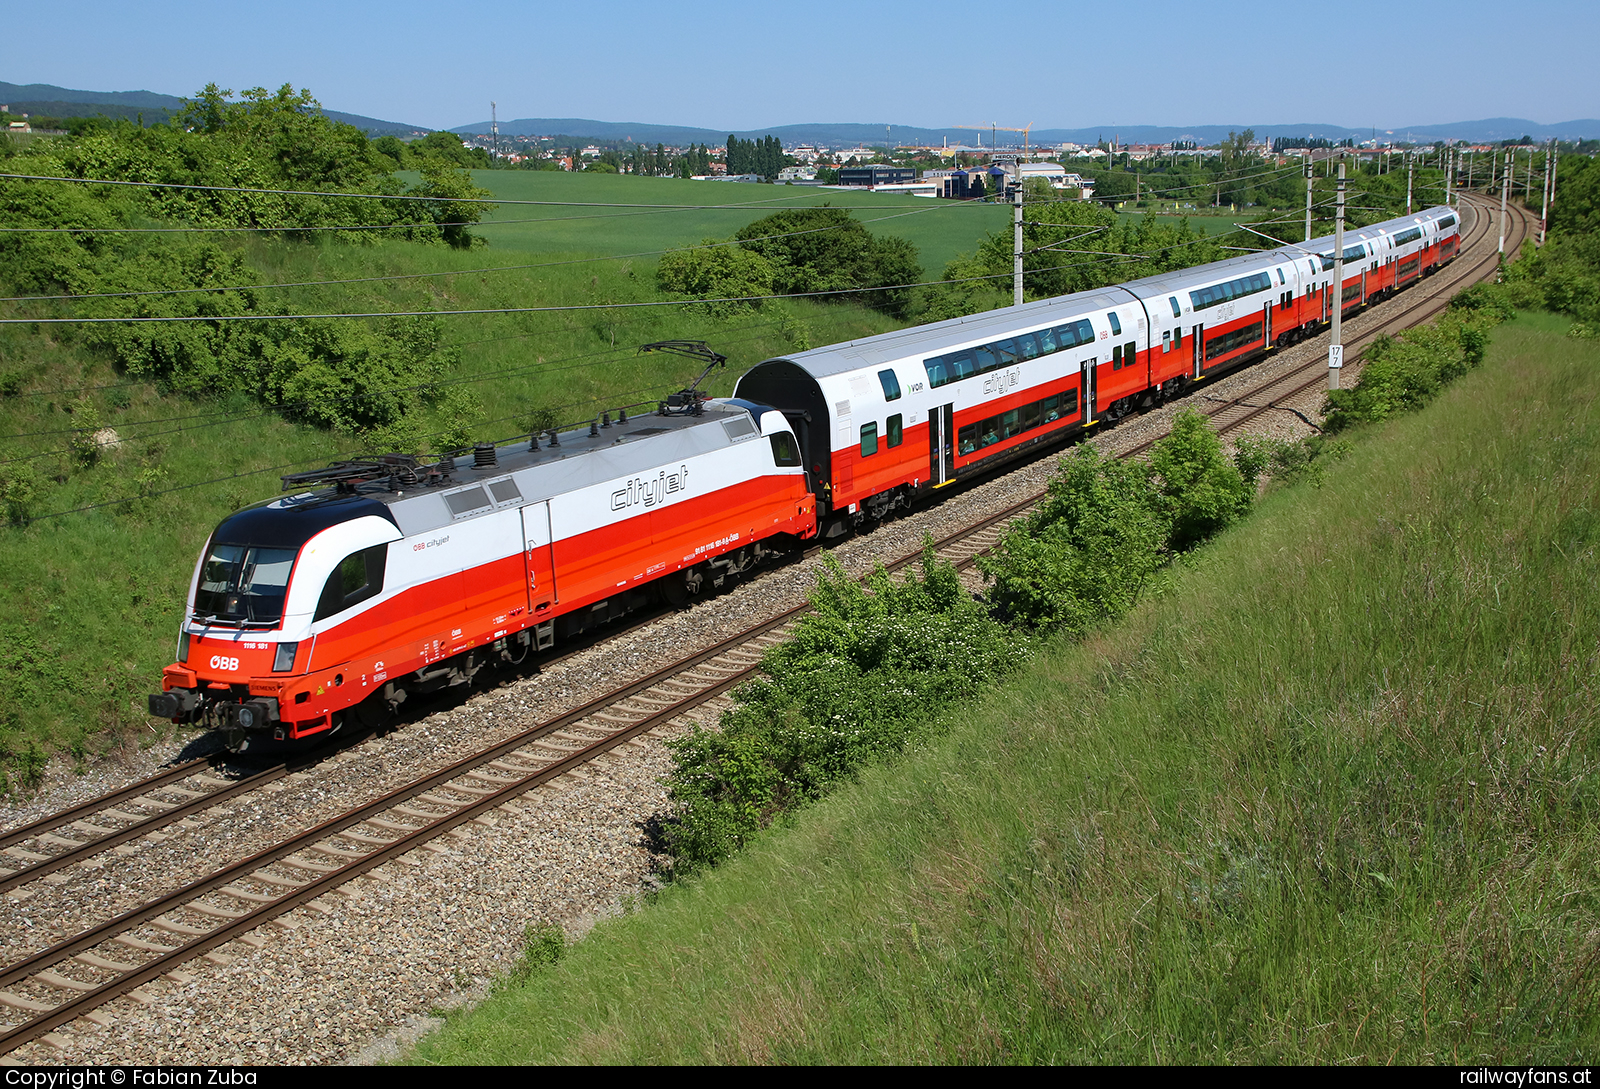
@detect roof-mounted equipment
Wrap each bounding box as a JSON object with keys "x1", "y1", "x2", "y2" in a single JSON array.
[{"x1": 639, "y1": 340, "x2": 727, "y2": 416}]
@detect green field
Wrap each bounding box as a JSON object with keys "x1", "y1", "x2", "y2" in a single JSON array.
[
  {"x1": 459, "y1": 171, "x2": 1009, "y2": 276},
  {"x1": 408, "y1": 313, "x2": 1600, "y2": 1064}
]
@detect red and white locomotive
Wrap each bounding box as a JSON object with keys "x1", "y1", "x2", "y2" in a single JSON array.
[
  {"x1": 151, "y1": 206, "x2": 1459, "y2": 748},
  {"x1": 151, "y1": 395, "x2": 814, "y2": 749}
]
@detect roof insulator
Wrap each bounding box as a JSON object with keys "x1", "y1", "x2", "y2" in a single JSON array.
[
  {"x1": 618, "y1": 406, "x2": 628, "y2": 423},
  {"x1": 473, "y1": 442, "x2": 497, "y2": 469},
  {"x1": 589, "y1": 418, "x2": 600, "y2": 438},
  {"x1": 601, "y1": 411, "x2": 612, "y2": 428},
  {"x1": 528, "y1": 431, "x2": 540, "y2": 451},
  {"x1": 548, "y1": 429, "x2": 559, "y2": 447}
]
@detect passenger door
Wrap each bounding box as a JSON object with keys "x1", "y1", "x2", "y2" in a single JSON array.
[
  {"x1": 1192, "y1": 323, "x2": 1204, "y2": 379},
  {"x1": 1081, "y1": 360, "x2": 1097, "y2": 424},
  {"x1": 521, "y1": 501, "x2": 557, "y2": 616},
  {"x1": 929, "y1": 403, "x2": 954, "y2": 486}
]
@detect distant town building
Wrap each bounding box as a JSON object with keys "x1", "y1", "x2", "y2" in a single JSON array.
[{"x1": 838, "y1": 165, "x2": 914, "y2": 187}]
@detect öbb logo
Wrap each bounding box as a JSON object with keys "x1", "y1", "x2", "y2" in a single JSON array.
[
  {"x1": 210, "y1": 655, "x2": 241, "y2": 672},
  {"x1": 611, "y1": 465, "x2": 689, "y2": 513}
]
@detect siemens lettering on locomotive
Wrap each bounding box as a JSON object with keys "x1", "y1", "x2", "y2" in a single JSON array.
[{"x1": 150, "y1": 206, "x2": 1460, "y2": 750}]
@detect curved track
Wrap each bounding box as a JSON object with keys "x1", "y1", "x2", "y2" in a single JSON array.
[{"x1": 0, "y1": 188, "x2": 1537, "y2": 1056}]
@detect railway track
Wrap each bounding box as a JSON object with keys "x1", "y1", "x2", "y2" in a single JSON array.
[{"x1": 0, "y1": 188, "x2": 1533, "y2": 1057}]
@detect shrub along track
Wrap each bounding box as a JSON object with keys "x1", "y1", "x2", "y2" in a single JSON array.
[{"x1": 0, "y1": 188, "x2": 1528, "y2": 1059}]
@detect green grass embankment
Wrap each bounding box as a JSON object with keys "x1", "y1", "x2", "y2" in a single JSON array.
[{"x1": 409, "y1": 313, "x2": 1600, "y2": 1064}]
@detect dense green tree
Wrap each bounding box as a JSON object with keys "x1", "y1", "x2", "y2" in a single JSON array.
[
  {"x1": 733, "y1": 207, "x2": 921, "y2": 316},
  {"x1": 656, "y1": 242, "x2": 777, "y2": 317}
]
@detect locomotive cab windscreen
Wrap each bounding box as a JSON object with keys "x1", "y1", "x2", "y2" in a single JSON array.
[
  {"x1": 193, "y1": 544, "x2": 297, "y2": 626},
  {"x1": 188, "y1": 494, "x2": 398, "y2": 630}
]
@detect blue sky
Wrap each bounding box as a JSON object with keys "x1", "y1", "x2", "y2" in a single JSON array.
[{"x1": 5, "y1": 0, "x2": 1596, "y2": 132}]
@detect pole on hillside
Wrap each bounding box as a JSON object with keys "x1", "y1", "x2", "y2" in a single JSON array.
[
  {"x1": 1499, "y1": 156, "x2": 1509, "y2": 258},
  {"x1": 1548, "y1": 141, "x2": 1560, "y2": 230},
  {"x1": 1330, "y1": 160, "x2": 1346, "y2": 392},
  {"x1": 1012, "y1": 170, "x2": 1024, "y2": 307},
  {"x1": 1406, "y1": 152, "x2": 1414, "y2": 214},
  {"x1": 1540, "y1": 139, "x2": 1553, "y2": 245},
  {"x1": 1304, "y1": 161, "x2": 1313, "y2": 242},
  {"x1": 1445, "y1": 148, "x2": 1454, "y2": 207}
]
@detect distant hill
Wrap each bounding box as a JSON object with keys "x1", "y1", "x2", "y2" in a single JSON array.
[
  {"x1": 0, "y1": 81, "x2": 428, "y2": 135},
  {"x1": 455, "y1": 116, "x2": 1600, "y2": 147}
]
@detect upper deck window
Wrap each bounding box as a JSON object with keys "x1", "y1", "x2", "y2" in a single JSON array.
[
  {"x1": 1108, "y1": 312, "x2": 1122, "y2": 336},
  {"x1": 1190, "y1": 271, "x2": 1274, "y2": 311},
  {"x1": 922, "y1": 318, "x2": 1093, "y2": 389},
  {"x1": 877, "y1": 369, "x2": 901, "y2": 401}
]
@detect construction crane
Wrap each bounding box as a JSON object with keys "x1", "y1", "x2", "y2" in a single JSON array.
[{"x1": 954, "y1": 122, "x2": 1036, "y2": 157}]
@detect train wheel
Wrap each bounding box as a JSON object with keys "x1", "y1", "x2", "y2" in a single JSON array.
[{"x1": 351, "y1": 692, "x2": 391, "y2": 731}]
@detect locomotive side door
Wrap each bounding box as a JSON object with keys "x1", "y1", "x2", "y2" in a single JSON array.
[
  {"x1": 1263, "y1": 302, "x2": 1272, "y2": 349},
  {"x1": 1192, "y1": 323, "x2": 1204, "y2": 379},
  {"x1": 1081, "y1": 359, "x2": 1097, "y2": 424},
  {"x1": 521, "y1": 501, "x2": 558, "y2": 616}
]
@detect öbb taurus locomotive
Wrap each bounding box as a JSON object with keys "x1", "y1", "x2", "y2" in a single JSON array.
[{"x1": 151, "y1": 206, "x2": 1459, "y2": 749}]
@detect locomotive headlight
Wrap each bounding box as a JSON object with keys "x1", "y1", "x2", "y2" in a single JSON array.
[
  {"x1": 177, "y1": 633, "x2": 189, "y2": 663},
  {"x1": 273, "y1": 641, "x2": 299, "y2": 672}
]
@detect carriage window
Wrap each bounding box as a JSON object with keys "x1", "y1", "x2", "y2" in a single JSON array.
[
  {"x1": 1108, "y1": 312, "x2": 1122, "y2": 336},
  {"x1": 1036, "y1": 326, "x2": 1058, "y2": 354},
  {"x1": 860, "y1": 422, "x2": 879, "y2": 457},
  {"x1": 769, "y1": 432, "x2": 801, "y2": 467},
  {"x1": 1016, "y1": 332, "x2": 1040, "y2": 360},
  {"x1": 314, "y1": 545, "x2": 387, "y2": 622},
  {"x1": 887, "y1": 414, "x2": 903, "y2": 447},
  {"x1": 1162, "y1": 331, "x2": 1171, "y2": 353},
  {"x1": 877, "y1": 369, "x2": 902, "y2": 401},
  {"x1": 1169, "y1": 297, "x2": 1181, "y2": 318}
]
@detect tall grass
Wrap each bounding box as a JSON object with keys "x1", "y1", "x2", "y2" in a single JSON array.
[{"x1": 407, "y1": 313, "x2": 1600, "y2": 1064}]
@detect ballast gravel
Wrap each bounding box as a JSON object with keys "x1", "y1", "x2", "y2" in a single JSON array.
[{"x1": 1, "y1": 202, "x2": 1496, "y2": 1065}]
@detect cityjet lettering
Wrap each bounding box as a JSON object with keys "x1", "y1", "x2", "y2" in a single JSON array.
[{"x1": 611, "y1": 465, "x2": 689, "y2": 512}]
